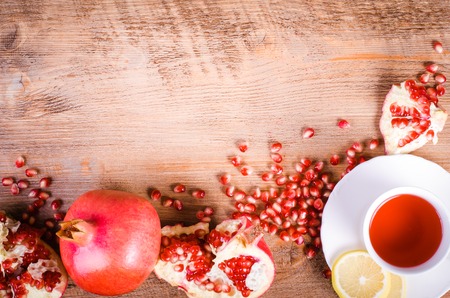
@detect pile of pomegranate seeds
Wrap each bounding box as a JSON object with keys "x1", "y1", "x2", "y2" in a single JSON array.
[{"x1": 1, "y1": 156, "x2": 65, "y2": 242}]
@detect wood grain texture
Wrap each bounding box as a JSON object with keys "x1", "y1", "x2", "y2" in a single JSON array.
[{"x1": 1, "y1": 0, "x2": 450, "y2": 297}]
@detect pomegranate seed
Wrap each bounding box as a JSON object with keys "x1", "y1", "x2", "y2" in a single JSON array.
[
  {"x1": 251, "y1": 187, "x2": 261, "y2": 199},
  {"x1": 271, "y1": 153, "x2": 283, "y2": 163},
  {"x1": 300, "y1": 158, "x2": 312, "y2": 167},
  {"x1": 261, "y1": 172, "x2": 274, "y2": 181},
  {"x1": 435, "y1": 73, "x2": 447, "y2": 84},
  {"x1": 163, "y1": 198, "x2": 174, "y2": 207},
  {"x1": 33, "y1": 199, "x2": 45, "y2": 209},
  {"x1": 17, "y1": 179, "x2": 29, "y2": 189},
  {"x1": 305, "y1": 246, "x2": 317, "y2": 259},
  {"x1": 196, "y1": 211, "x2": 205, "y2": 220},
  {"x1": 433, "y1": 41, "x2": 444, "y2": 53},
  {"x1": 313, "y1": 237, "x2": 322, "y2": 248},
  {"x1": 314, "y1": 161, "x2": 324, "y2": 172},
  {"x1": 419, "y1": 72, "x2": 430, "y2": 84},
  {"x1": 346, "y1": 148, "x2": 356, "y2": 158},
  {"x1": 225, "y1": 185, "x2": 235, "y2": 197},
  {"x1": 322, "y1": 268, "x2": 332, "y2": 279},
  {"x1": 174, "y1": 264, "x2": 184, "y2": 272},
  {"x1": 240, "y1": 165, "x2": 253, "y2": 176},
  {"x1": 27, "y1": 189, "x2": 39, "y2": 198},
  {"x1": 369, "y1": 138, "x2": 379, "y2": 150},
  {"x1": 302, "y1": 127, "x2": 315, "y2": 139},
  {"x1": 351, "y1": 142, "x2": 363, "y2": 152},
  {"x1": 275, "y1": 175, "x2": 287, "y2": 186},
  {"x1": 15, "y1": 156, "x2": 26, "y2": 168},
  {"x1": 10, "y1": 183, "x2": 20, "y2": 195},
  {"x1": 426, "y1": 130, "x2": 435, "y2": 141},
  {"x1": 231, "y1": 156, "x2": 242, "y2": 167},
  {"x1": 51, "y1": 199, "x2": 62, "y2": 211},
  {"x1": 28, "y1": 216, "x2": 36, "y2": 226},
  {"x1": 270, "y1": 142, "x2": 282, "y2": 153},
  {"x1": 39, "y1": 177, "x2": 52, "y2": 188},
  {"x1": 425, "y1": 63, "x2": 439, "y2": 73},
  {"x1": 150, "y1": 189, "x2": 162, "y2": 201},
  {"x1": 279, "y1": 231, "x2": 290, "y2": 242},
  {"x1": 330, "y1": 154, "x2": 340, "y2": 166},
  {"x1": 238, "y1": 140, "x2": 249, "y2": 153},
  {"x1": 270, "y1": 164, "x2": 283, "y2": 175},
  {"x1": 201, "y1": 216, "x2": 211, "y2": 223},
  {"x1": 173, "y1": 184, "x2": 186, "y2": 193},
  {"x1": 2, "y1": 177, "x2": 14, "y2": 186},
  {"x1": 45, "y1": 219, "x2": 56, "y2": 229},
  {"x1": 219, "y1": 173, "x2": 231, "y2": 185},
  {"x1": 173, "y1": 199, "x2": 183, "y2": 211},
  {"x1": 337, "y1": 119, "x2": 350, "y2": 129},
  {"x1": 204, "y1": 206, "x2": 214, "y2": 216},
  {"x1": 234, "y1": 190, "x2": 246, "y2": 202},
  {"x1": 38, "y1": 191, "x2": 50, "y2": 200},
  {"x1": 436, "y1": 84, "x2": 446, "y2": 96},
  {"x1": 25, "y1": 168, "x2": 38, "y2": 177},
  {"x1": 192, "y1": 189, "x2": 206, "y2": 199},
  {"x1": 313, "y1": 198, "x2": 324, "y2": 211},
  {"x1": 53, "y1": 212, "x2": 65, "y2": 221},
  {"x1": 295, "y1": 162, "x2": 307, "y2": 173}
]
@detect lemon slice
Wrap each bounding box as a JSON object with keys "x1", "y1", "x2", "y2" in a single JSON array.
[
  {"x1": 332, "y1": 250, "x2": 391, "y2": 298},
  {"x1": 386, "y1": 273, "x2": 406, "y2": 298}
]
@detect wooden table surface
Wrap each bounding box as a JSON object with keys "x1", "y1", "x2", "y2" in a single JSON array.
[{"x1": 2, "y1": 0, "x2": 450, "y2": 297}]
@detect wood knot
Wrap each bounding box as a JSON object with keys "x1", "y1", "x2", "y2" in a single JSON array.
[
  {"x1": 0, "y1": 23, "x2": 25, "y2": 52},
  {"x1": 243, "y1": 29, "x2": 266, "y2": 50}
]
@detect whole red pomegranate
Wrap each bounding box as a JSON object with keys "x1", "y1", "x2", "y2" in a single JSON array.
[
  {"x1": 380, "y1": 80, "x2": 447, "y2": 154},
  {"x1": 0, "y1": 211, "x2": 68, "y2": 297},
  {"x1": 154, "y1": 216, "x2": 275, "y2": 297},
  {"x1": 57, "y1": 190, "x2": 161, "y2": 296}
]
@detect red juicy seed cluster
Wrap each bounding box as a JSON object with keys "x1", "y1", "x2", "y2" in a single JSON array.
[
  {"x1": 159, "y1": 233, "x2": 217, "y2": 288},
  {"x1": 206, "y1": 229, "x2": 238, "y2": 249},
  {"x1": 218, "y1": 255, "x2": 257, "y2": 297}
]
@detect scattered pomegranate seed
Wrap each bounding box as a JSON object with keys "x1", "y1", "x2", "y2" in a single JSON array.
[
  {"x1": 45, "y1": 219, "x2": 56, "y2": 229},
  {"x1": 433, "y1": 41, "x2": 444, "y2": 54},
  {"x1": 435, "y1": 73, "x2": 447, "y2": 84},
  {"x1": 225, "y1": 186, "x2": 235, "y2": 197},
  {"x1": 271, "y1": 153, "x2": 283, "y2": 163},
  {"x1": 33, "y1": 199, "x2": 45, "y2": 209},
  {"x1": 10, "y1": 183, "x2": 20, "y2": 195},
  {"x1": 425, "y1": 63, "x2": 439, "y2": 73},
  {"x1": 270, "y1": 164, "x2": 283, "y2": 175},
  {"x1": 337, "y1": 119, "x2": 350, "y2": 129},
  {"x1": 261, "y1": 172, "x2": 274, "y2": 181},
  {"x1": 279, "y1": 231, "x2": 290, "y2": 242},
  {"x1": 369, "y1": 139, "x2": 379, "y2": 150},
  {"x1": 2, "y1": 177, "x2": 14, "y2": 186},
  {"x1": 436, "y1": 84, "x2": 446, "y2": 96},
  {"x1": 238, "y1": 141, "x2": 249, "y2": 153},
  {"x1": 192, "y1": 189, "x2": 206, "y2": 199},
  {"x1": 150, "y1": 189, "x2": 162, "y2": 201},
  {"x1": 219, "y1": 174, "x2": 231, "y2": 185},
  {"x1": 230, "y1": 156, "x2": 242, "y2": 167},
  {"x1": 346, "y1": 148, "x2": 356, "y2": 158},
  {"x1": 302, "y1": 127, "x2": 315, "y2": 139},
  {"x1": 51, "y1": 199, "x2": 62, "y2": 211},
  {"x1": 38, "y1": 191, "x2": 50, "y2": 200},
  {"x1": 15, "y1": 156, "x2": 26, "y2": 168},
  {"x1": 173, "y1": 199, "x2": 183, "y2": 211},
  {"x1": 28, "y1": 189, "x2": 40, "y2": 198},
  {"x1": 39, "y1": 177, "x2": 52, "y2": 188},
  {"x1": 270, "y1": 142, "x2": 282, "y2": 153},
  {"x1": 322, "y1": 268, "x2": 332, "y2": 279},
  {"x1": 28, "y1": 216, "x2": 36, "y2": 226},
  {"x1": 204, "y1": 206, "x2": 214, "y2": 216},
  {"x1": 53, "y1": 212, "x2": 65, "y2": 221},
  {"x1": 163, "y1": 198, "x2": 174, "y2": 207},
  {"x1": 419, "y1": 72, "x2": 430, "y2": 84},
  {"x1": 240, "y1": 165, "x2": 253, "y2": 176},
  {"x1": 25, "y1": 168, "x2": 38, "y2": 177},
  {"x1": 173, "y1": 184, "x2": 186, "y2": 193},
  {"x1": 17, "y1": 179, "x2": 29, "y2": 189},
  {"x1": 196, "y1": 211, "x2": 205, "y2": 220},
  {"x1": 329, "y1": 154, "x2": 340, "y2": 165},
  {"x1": 305, "y1": 246, "x2": 317, "y2": 259}
]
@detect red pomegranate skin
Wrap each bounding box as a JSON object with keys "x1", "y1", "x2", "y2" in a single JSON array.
[{"x1": 59, "y1": 190, "x2": 161, "y2": 296}]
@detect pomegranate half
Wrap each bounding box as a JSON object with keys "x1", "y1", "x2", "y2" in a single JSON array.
[
  {"x1": 57, "y1": 189, "x2": 161, "y2": 296},
  {"x1": 380, "y1": 80, "x2": 447, "y2": 154},
  {"x1": 0, "y1": 211, "x2": 68, "y2": 297},
  {"x1": 154, "y1": 216, "x2": 275, "y2": 297}
]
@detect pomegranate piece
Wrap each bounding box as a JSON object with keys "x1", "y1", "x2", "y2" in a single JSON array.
[
  {"x1": 57, "y1": 190, "x2": 161, "y2": 296},
  {"x1": 0, "y1": 211, "x2": 68, "y2": 297},
  {"x1": 380, "y1": 80, "x2": 448, "y2": 154},
  {"x1": 302, "y1": 127, "x2": 315, "y2": 139},
  {"x1": 154, "y1": 217, "x2": 275, "y2": 298}
]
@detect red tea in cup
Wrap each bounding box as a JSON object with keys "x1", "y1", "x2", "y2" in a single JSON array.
[
  {"x1": 363, "y1": 187, "x2": 450, "y2": 275},
  {"x1": 369, "y1": 193, "x2": 442, "y2": 267}
]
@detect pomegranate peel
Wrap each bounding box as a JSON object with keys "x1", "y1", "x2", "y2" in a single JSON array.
[
  {"x1": 380, "y1": 80, "x2": 448, "y2": 154},
  {"x1": 0, "y1": 212, "x2": 68, "y2": 297},
  {"x1": 154, "y1": 217, "x2": 275, "y2": 297}
]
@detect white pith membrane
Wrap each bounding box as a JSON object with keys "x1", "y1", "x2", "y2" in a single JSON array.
[
  {"x1": 154, "y1": 218, "x2": 275, "y2": 298},
  {"x1": 380, "y1": 81, "x2": 448, "y2": 154},
  {"x1": 0, "y1": 215, "x2": 67, "y2": 298}
]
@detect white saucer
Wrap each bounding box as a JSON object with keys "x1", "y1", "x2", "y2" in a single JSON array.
[{"x1": 321, "y1": 154, "x2": 450, "y2": 298}]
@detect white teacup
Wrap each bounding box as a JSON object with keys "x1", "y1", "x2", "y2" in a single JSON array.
[{"x1": 363, "y1": 186, "x2": 450, "y2": 275}]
